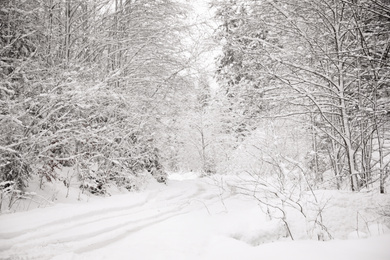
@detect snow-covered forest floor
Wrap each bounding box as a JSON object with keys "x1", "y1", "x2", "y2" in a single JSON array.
[{"x1": 1, "y1": 173, "x2": 389, "y2": 260}]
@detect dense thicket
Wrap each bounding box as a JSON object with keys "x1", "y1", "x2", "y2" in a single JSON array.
[
  {"x1": 1, "y1": 0, "x2": 389, "y2": 203},
  {"x1": 0, "y1": 0, "x2": 190, "y2": 195},
  {"x1": 213, "y1": 0, "x2": 390, "y2": 192}
]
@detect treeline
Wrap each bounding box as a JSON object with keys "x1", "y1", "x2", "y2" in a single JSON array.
[
  {"x1": 213, "y1": 0, "x2": 390, "y2": 192},
  {"x1": 0, "y1": 0, "x2": 190, "y2": 195}
]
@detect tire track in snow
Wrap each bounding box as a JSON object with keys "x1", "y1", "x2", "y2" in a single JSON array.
[
  {"x1": 0, "y1": 181, "x2": 210, "y2": 257},
  {"x1": 0, "y1": 202, "x2": 172, "y2": 251},
  {"x1": 0, "y1": 194, "x2": 152, "y2": 240},
  {"x1": 74, "y1": 209, "x2": 189, "y2": 254},
  {"x1": 0, "y1": 185, "x2": 196, "y2": 241},
  {"x1": 0, "y1": 180, "x2": 223, "y2": 259},
  {"x1": 1, "y1": 205, "x2": 189, "y2": 259}
]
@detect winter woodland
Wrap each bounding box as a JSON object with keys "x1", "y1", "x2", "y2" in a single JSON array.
[{"x1": 0, "y1": 0, "x2": 390, "y2": 259}]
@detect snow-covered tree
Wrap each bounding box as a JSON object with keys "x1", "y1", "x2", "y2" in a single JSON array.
[
  {"x1": 212, "y1": 0, "x2": 390, "y2": 192},
  {"x1": 0, "y1": 0, "x2": 192, "y2": 196}
]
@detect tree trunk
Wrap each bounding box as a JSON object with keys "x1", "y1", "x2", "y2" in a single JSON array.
[
  {"x1": 335, "y1": 7, "x2": 359, "y2": 191},
  {"x1": 339, "y1": 80, "x2": 359, "y2": 191},
  {"x1": 65, "y1": 0, "x2": 71, "y2": 65},
  {"x1": 311, "y1": 113, "x2": 321, "y2": 182}
]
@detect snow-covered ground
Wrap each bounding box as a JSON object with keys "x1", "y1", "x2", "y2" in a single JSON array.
[{"x1": 0, "y1": 173, "x2": 390, "y2": 260}]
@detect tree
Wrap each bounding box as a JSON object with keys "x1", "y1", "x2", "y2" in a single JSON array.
[
  {"x1": 0, "y1": 0, "x2": 193, "y2": 201},
  {"x1": 213, "y1": 0, "x2": 390, "y2": 192}
]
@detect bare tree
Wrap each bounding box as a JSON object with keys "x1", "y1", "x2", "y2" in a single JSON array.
[{"x1": 213, "y1": 0, "x2": 390, "y2": 192}]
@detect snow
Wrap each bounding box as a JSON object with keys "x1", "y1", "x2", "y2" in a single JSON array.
[
  {"x1": 0, "y1": 174, "x2": 390, "y2": 260},
  {"x1": 167, "y1": 171, "x2": 200, "y2": 180}
]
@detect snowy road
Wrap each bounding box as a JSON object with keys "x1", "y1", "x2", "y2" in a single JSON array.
[
  {"x1": 0, "y1": 179, "x2": 220, "y2": 259},
  {"x1": 1, "y1": 177, "x2": 390, "y2": 260}
]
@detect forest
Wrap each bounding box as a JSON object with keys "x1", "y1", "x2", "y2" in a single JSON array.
[
  {"x1": 2, "y1": 0, "x2": 389, "y2": 200},
  {"x1": 0, "y1": 0, "x2": 390, "y2": 258}
]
